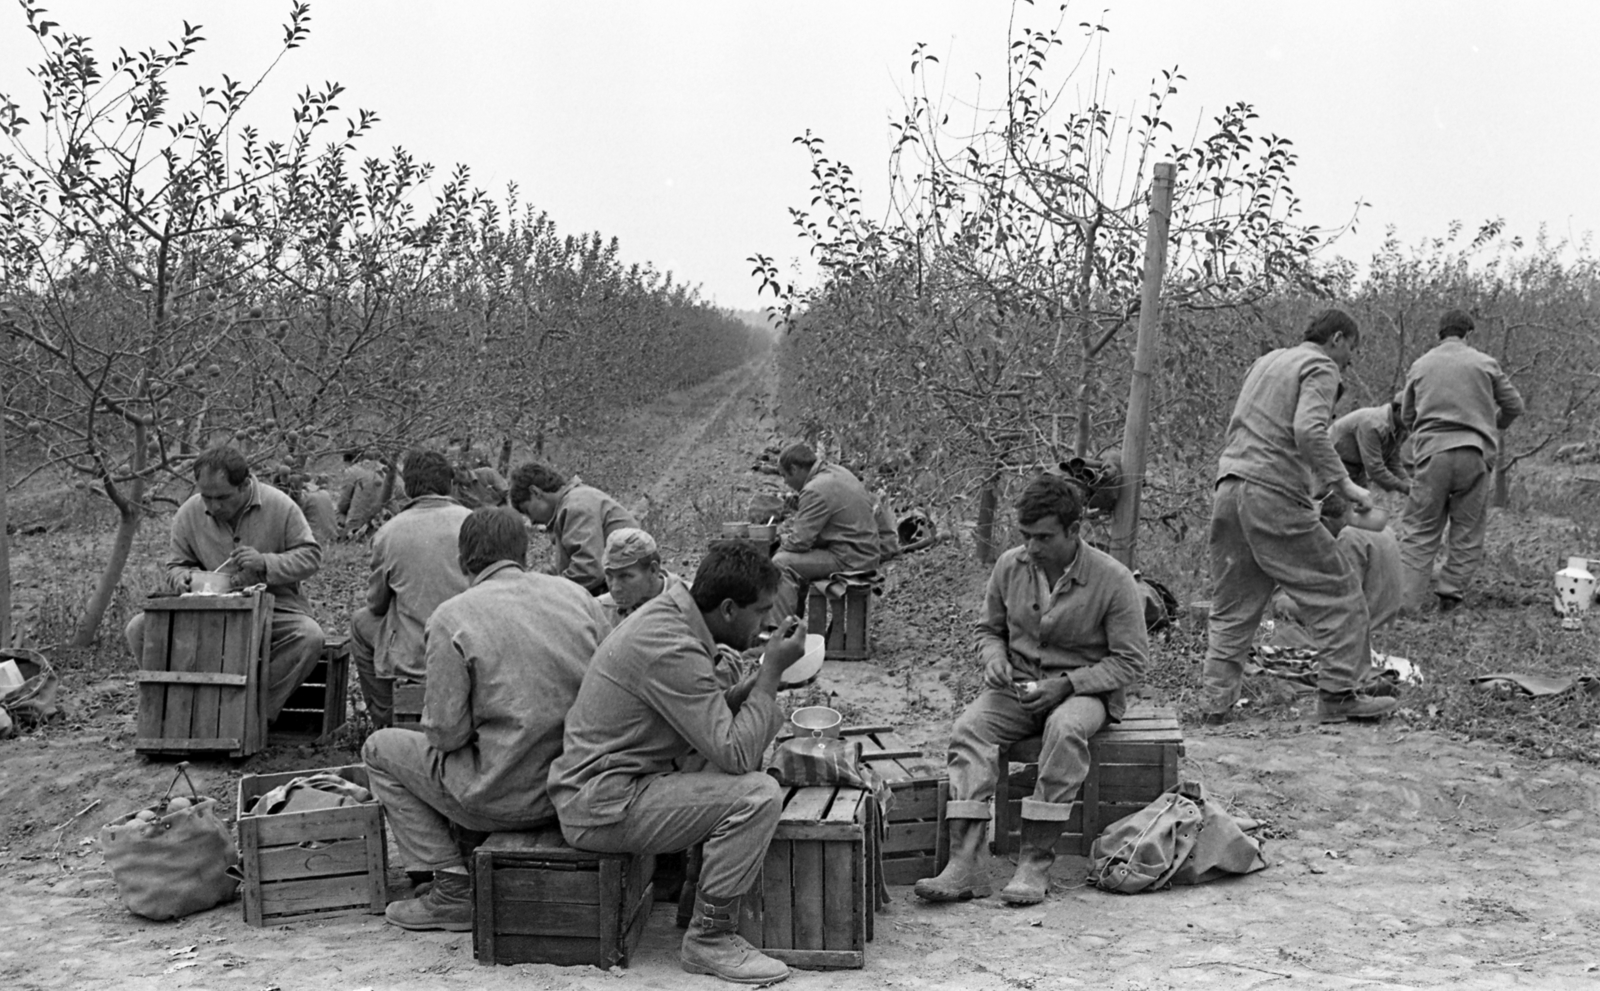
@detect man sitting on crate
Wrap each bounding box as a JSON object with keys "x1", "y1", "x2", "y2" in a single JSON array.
[
  {"x1": 550, "y1": 542, "x2": 808, "y2": 985},
  {"x1": 915, "y1": 474, "x2": 1148, "y2": 907},
  {"x1": 597, "y1": 526, "x2": 685, "y2": 629},
  {"x1": 363, "y1": 507, "x2": 609, "y2": 931},
  {"x1": 509, "y1": 461, "x2": 638, "y2": 596},
  {"x1": 349, "y1": 450, "x2": 471, "y2": 729},
  {"x1": 124, "y1": 445, "x2": 326, "y2": 723},
  {"x1": 770, "y1": 442, "x2": 880, "y2": 620}
]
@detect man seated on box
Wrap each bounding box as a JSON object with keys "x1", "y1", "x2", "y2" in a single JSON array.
[
  {"x1": 915, "y1": 474, "x2": 1148, "y2": 907},
  {"x1": 597, "y1": 526, "x2": 685, "y2": 629},
  {"x1": 509, "y1": 461, "x2": 638, "y2": 596},
  {"x1": 551, "y1": 542, "x2": 808, "y2": 985},
  {"x1": 124, "y1": 445, "x2": 326, "y2": 723},
  {"x1": 350, "y1": 450, "x2": 472, "y2": 729},
  {"x1": 364, "y1": 507, "x2": 609, "y2": 931},
  {"x1": 771, "y1": 442, "x2": 880, "y2": 619}
]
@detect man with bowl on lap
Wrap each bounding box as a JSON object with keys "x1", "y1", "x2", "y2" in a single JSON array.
[{"x1": 915, "y1": 474, "x2": 1147, "y2": 907}]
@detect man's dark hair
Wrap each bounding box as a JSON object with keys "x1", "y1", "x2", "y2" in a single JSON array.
[
  {"x1": 778, "y1": 442, "x2": 817, "y2": 473},
  {"x1": 1015, "y1": 474, "x2": 1083, "y2": 531},
  {"x1": 509, "y1": 462, "x2": 568, "y2": 508},
  {"x1": 402, "y1": 449, "x2": 454, "y2": 498},
  {"x1": 691, "y1": 541, "x2": 780, "y2": 612},
  {"x1": 457, "y1": 507, "x2": 528, "y2": 576},
  {"x1": 1303, "y1": 308, "x2": 1359, "y2": 346},
  {"x1": 1438, "y1": 308, "x2": 1474, "y2": 339},
  {"x1": 193, "y1": 446, "x2": 249, "y2": 486}
]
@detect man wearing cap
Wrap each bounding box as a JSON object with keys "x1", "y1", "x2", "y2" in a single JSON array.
[
  {"x1": 597, "y1": 527, "x2": 684, "y2": 629},
  {"x1": 1331, "y1": 396, "x2": 1412, "y2": 495},
  {"x1": 1398, "y1": 308, "x2": 1525, "y2": 613},
  {"x1": 771, "y1": 442, "x2": 880, "y2": 619},
  {"x1": 509, "y1": 461, "x2": 638, "y2": 596}
]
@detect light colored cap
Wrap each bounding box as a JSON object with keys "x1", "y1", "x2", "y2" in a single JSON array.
[{"x1": 602, "y1": 527, "x2": 658, "y2": 570}]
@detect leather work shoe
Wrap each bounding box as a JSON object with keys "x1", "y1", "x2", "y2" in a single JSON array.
[
  {"x1": 999, "y1": 818, "x2": 1065, "y2": 906},
  {"x1": 385, "y1": 870, "x2": 472, "y2": 931},
  {"x1": 1318, "y1": 691, "x2": 1398, "y2": 724},
  {"x1": 913, "y1": 817, "x2": 992, "y2": 902},
  {"x1": 1200, "y1": 710, "x2": 1231, "y2": 726},
  {"x1": 681, "y1": 893, "x2": 789, "y2": 985}
]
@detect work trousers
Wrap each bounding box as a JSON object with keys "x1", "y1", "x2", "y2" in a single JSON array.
[
  {"x1": 1399, "y1": 446, "x2": 1491, "y2": 606},
  {"x1": 349, "y1": 607, "x2": 393, "y2": 729},
  {"x1": 562, "y1": 771, "x2": 782, "y2": 901},
  {"x1": 1203, "y1": 479, "x2": 1366, "y2": 711},
  {"x1": 125, "y1": 607, "x2": 325, "y2": 722},
  {"x1": 944, "y1": 689, "x2": 1107, "y2": 822},
  {"x1": 363, "y1": 728, "x2": 549, "y2": 871},
  {"x1": 771, "y1": 547, "x2": 844, "y2": 622}
]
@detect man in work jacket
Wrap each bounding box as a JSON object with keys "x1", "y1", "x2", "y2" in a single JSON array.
[
  {"x1": 915, "y1": 474, "x2": 1146, "y2": 907},
  {"x1": 124, "y1": 445, "x2": 325, "y2": 721},
  {"x1": 510, "y1": 461, "x2": 638, "y2": 596},
  {"x1": 596, "y1": 526, "x2": 684, "y2": 630},
  {"x1": 771, "y1": 442, "x2": 880, "y2": 619},
  {"x1": 1331, "y1": 396, "x2": 1412, "y2": 495},
  {"x1": 1202, "y1": 308, "x2": 1396, "y2": 726},
  {"x1": 1399, "y1": 308, "x2": 1525, "y2": 613},
  {"x1": 349, "y1": 450, "x2": 471, "y2": 728}
]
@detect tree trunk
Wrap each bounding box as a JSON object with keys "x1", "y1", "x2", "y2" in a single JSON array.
[
  {"x1": 1491, "y1": 434, "x2": 1512, "y2": 508},
  {"x1": 73, "y1": 499, "x2": 142, "y2": 646},
  {"x1": 974, "y1": 466, "x2": 1001, "y2": 564},
  {"x1": 1, "y1": 401, "x2": 10, "y2": 649},
  {"x1": 498, "y1": 435, "x2": 514, "y2": 477}
]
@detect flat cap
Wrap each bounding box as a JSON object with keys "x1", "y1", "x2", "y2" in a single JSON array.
[{"x1": 602, "y1": 527, "x2": 658, "y2": 570}]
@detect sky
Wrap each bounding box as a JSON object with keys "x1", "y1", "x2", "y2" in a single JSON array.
[{"x1": 2, "y1": 1, "x2": 1596, "y2": 311}]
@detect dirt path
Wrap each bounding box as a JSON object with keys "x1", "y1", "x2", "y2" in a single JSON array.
[{"x1": 5, "y1": 361, "x2": 1600, "y2": 990}]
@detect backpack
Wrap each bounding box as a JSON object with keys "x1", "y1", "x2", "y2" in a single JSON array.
[{"x1": 1088, "y1": 780, "x2": 1267, "y2": 894}]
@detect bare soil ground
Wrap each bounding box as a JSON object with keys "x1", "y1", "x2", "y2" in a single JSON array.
[{"x1": 5, "y1": 359, "x2": 1600, "y2": 990}]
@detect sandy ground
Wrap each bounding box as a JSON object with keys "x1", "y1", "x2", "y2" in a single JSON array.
[{"x1": 5, "y1": 360, "x2": 1600, "y2": 990}]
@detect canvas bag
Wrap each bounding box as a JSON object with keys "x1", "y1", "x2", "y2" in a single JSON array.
[
  {"x1": 0, "y1": 648, "x2": 60, "y2": 733},
  {"x1": 1089, "y1": 780, "x2": 1267, "y2": 894},
  {"x1": 99, "y1": 763, "x2": 240, "y2": 920}
]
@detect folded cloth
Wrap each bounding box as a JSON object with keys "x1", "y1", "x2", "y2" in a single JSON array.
[
  {"x1": 1470, "y1": 672, "x2": 1600, "y2": 698},
  {"x1": 252, "y1": 772, "x2": 374, "y2": 816}
]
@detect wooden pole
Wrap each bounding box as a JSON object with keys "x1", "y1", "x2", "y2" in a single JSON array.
[
  {"x1": 1, "y1": 390, "x2": 11, "y2": 649},
  {"x1": 1110, "y1": 163, "x2": 1175, "y2": 570}
]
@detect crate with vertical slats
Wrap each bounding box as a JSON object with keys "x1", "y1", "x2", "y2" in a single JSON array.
[{"x1": 134, "y1": 591, "x2": 273, "y2": 758}]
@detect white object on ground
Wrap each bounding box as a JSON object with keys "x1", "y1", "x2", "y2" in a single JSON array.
[
  {"x1": 1372, "y1": 652, "x2": 1423, "y2": 686},
  {"x1": 1555, "y1": 556, "x2": 1595, "y2": 631}
]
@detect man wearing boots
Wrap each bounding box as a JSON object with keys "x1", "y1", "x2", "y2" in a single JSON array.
[
  {"x1": 551, "y1": 542, "x2": 807, "y2": 984},
  {"x1": 915, "y1": 474, "x2": 1147, "y2": 907},
  {"x1": 363, "y1": 507, "x2": 609, "y2": 931}
]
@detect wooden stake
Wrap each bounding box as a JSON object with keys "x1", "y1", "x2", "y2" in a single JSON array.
[
  {"x1": 1, "y1": 386, "x2": 10, "y2": 649},
  {"x1": 1110, "y1": 163, "x2": 1175, "y2": 570}
]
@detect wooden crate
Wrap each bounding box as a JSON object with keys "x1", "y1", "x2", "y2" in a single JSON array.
[
  {"x1": 236, "y1": 764, "x2": 388, "y2": 926},
  {"x1": 806, "y1": 582, "x2": 873, "y2": 661},
  {"x1": 992, "y1": 705, "x2": 1182, "y2": 856},
  {"x1": 268, "y1": 636, "x2": 350, "y2": 746},
  {"x1": 135, "y1": 591, "x2": 273, "y2": 758},
  {"x1": 393, "y1": 679, "x2": 425, "y2": 728},
  {"x1": 850, "y1": 726, "x2": 948, "y2": 885},
  {"x1": 473, "y1": 827, "x2": 654, "y2": 969},
  {"x1": 737, "y1": 784, "x2": 876, "y2": 970}
]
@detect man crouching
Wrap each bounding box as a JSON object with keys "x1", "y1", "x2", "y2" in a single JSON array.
[
  {"x1": 915, "y1": 474, "x2": 1148, "y2": 906},
  {"x1": 550, "y1": 542, "x2": 807, "y2": 985}
]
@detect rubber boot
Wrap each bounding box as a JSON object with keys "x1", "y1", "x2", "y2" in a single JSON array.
[
  {"x1": 680, "y1": 893, "x2": 789, "y2": 985},
  {"x1": 999, "y1": 818, "x2": 1064, "y2": 906},
  {"x1": 913, "y1": 817, "x2": 992, "y2": 902},
  {"x1": 385, "y1": 870, "x2": 472, "y2": 931}
]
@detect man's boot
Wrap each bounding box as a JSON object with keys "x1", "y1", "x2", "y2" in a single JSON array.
[
  {"x1": 680, "y1": 892, "x2": 789, "y2": 985},
  {"x1": 1318, "y1": 690, "x2": 1398, "y2": 724},
  {"x1": 913, "y1": 816, "x2": 992, "y2": 902},
  {"x1": 999, "y1": 818, "x2": 1064, "y2": 906},
  {"x1": 385, "y1": 870, "x2": 472, "y2": 931}
]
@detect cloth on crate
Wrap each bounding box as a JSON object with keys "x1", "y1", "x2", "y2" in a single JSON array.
[
  {"x1": 251, "y1": 772, "x2": 375, "y2": 816},
  {"x1": 1088, "y1": 780, "x2": 1267, "y2": 894}
]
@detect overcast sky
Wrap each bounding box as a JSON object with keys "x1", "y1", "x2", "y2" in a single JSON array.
[{"x1": 3, "y1": 1, "x2": 1595, "y2": 310}]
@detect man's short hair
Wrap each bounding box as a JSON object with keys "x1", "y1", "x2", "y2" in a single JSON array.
[
  {"x1": 691, "y1": 541, "x2": 780, "y2": 612},
  {"x1": 509, "y1": 462, "x2": 568, "y2": 508},
  {"x1": 1303, "y1": 308, "x2": 1359, "y2": 346},
  {"x1": 193, "y1": 446, "x2": 249, "y2": 486},
  {"x1": 1014, "y1": 474, "x2": 1083, "y2": 531},
  {"x1": 778, "y1": 442, "x2": 818, "y2": 473},
  {"x1": 1438, "y1": 308, "x2": 1474, "y2": 338},
  {"x1": 402, "y1": 449, "x2": 454, "y2": 498},
  {"x1": 457, "y1": 507, "x2": 528, "y2": 576}
]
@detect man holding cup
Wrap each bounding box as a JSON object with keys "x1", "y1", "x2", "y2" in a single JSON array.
[{"x1": 915, "y1": 474, "x2": 1147, "y2": 907}]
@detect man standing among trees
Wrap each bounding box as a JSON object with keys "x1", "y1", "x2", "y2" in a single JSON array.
[
  {"x1": 915, "y1": 475, "x2": 1146, "y2": 907},
  {"x1": 1331, "y1": 394, "x2": 1412, "y2": 496},
  {"x1": 124, "y1": 445, "x2": 325, "y2": 722},
  {"x1": 1399, "y1": 309, "x2": 1525, "y2": 613},
  {"x1": 349, "y1": 450, "x2": 471, "y2": 729},
  {"x1": 1201, "y1": 308, "x2": 1397, "y2": 725},
  {"x1": 771, "y1": 442, "x2": 880, "y2": 618},
  {"x1": 510, "y1": 462, "x2": 637, "y2": 596},
  {"x1": 364, "y1": 507, "x2": 609, "y2": 931}
]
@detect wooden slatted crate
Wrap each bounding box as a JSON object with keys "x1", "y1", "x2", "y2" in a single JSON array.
[
  {"x1": 806, "y1": 582, "x2": 873, "y2": 661},
  {"x1": 392, "y1": 679, "x2": 425, "y2": 728},
  {"x1": 850, "y1": 726, "x2": 948, "y2": 885},
  {"x1": 737, "y1": 784, "x2": 876, "y2": 970},
  {"x1": 268, "y1": 636, "x2": 350, "y2": 746},
  {"x1": 236, "y1": 764, "x2": 388, "y2": 926},
  {"x1": 472, "y1": 827, "x2": 654, "y2": 969},
  {"x1": 135, "y1": 591, "x2": 273, "y2": 758},
  {"x1": 992, "y1": 704, "x2": 1183, "y2": 856}
]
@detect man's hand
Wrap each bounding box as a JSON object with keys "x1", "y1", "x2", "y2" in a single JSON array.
[
  {"x1": 1338, "y1": 477, "x2": 1374, "y2": 512},
  {"x1": 230, "y1": 544, "x2": 267, "y2": 575},
  {"x1": 1016, "y1": 676, "x2": 1074, "y2": 717},
  {"x1": 755, "y1": 616, "x2": 807, "y2": 694}
]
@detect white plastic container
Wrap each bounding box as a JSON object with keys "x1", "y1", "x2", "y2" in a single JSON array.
[{"x1": 1555, "y1": 556, "x2": 1596, "y2": 631}]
